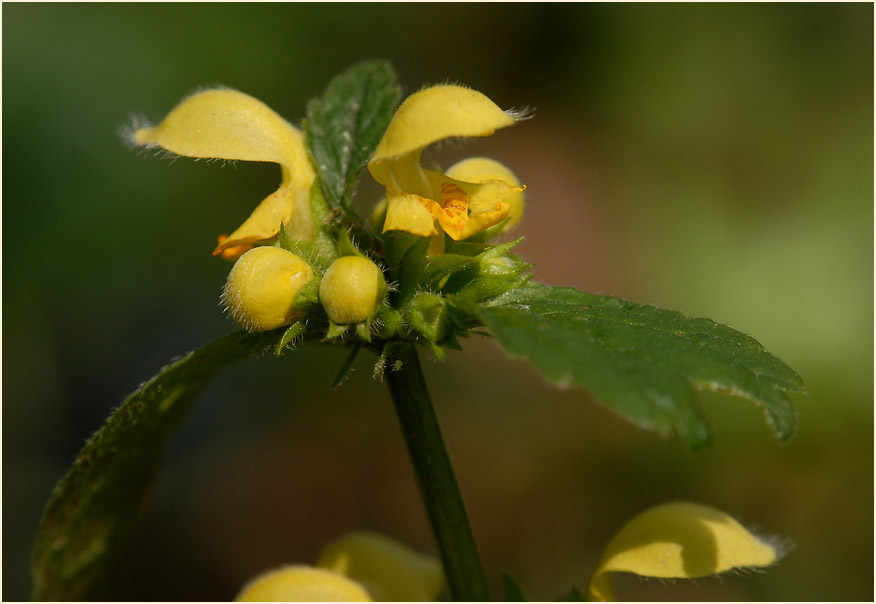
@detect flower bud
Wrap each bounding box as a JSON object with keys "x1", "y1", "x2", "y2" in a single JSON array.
[
  {"x1": 319, "y1": 256, "x2": 385, "y2": 325},
  {"x1": 223, "y1": 247, "x2": 314, "y2": 332},
  {"x1": 235, "y1": 565, "x2": 371, "y2": 602},
  {"x1": 316, "y1": 531, "x2": 444, "y2": 602}
]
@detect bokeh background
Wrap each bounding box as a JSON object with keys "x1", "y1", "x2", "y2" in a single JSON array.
[{"x1": 4, "y1": 3, "x2": 872, "y2": 601}]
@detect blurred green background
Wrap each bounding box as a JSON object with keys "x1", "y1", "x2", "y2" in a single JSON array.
[{"x1": 4, "y1": 3, "x2": 872, "y2": 601}]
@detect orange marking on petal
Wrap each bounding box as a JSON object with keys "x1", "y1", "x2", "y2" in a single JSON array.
[
  {"x1": 214, "y1": 234, "x2": 254, "y2": 261},
  {"x1": 439, "y1": 180, "x2": 468, "y2": 208},
  {"x1": 436, "y1": 180, "x2": 472, "y2": 239}
]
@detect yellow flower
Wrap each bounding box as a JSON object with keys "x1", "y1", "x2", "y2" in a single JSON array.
[
  {"x1": 133, "y1": 88, "x2": 315, "y2": 259},
  {"x1": 235, "y1": 531, "x2": 443, "y2": 602},
  {"x1": 367, "y1": 85, "x2": 523, "y2": 246},
  {"x1": 236, "y1": 566, "x2": 371, "y2": 602},
  {"x1": 316, "y1": 531, "x2": 444, "y2": 601},
  {"x1": 586, "y1": 501, "x2": 780, "y2": 602},
  {"x1": 445, "y1": 157, "x2": 525, "y2": 234}
]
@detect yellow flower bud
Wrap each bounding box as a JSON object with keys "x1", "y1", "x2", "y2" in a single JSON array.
[
  {"x1": 235, "y1": 565, "x2": 371, "y2": 602},
  {"x1": 319, "y1": 256, "x2": 384, "y2": 325},
  {"x1": 223, "y1": 247, "x2": 314, "y2": 332},
  {"x1": 316, "y1": 531, "x2": 444, "y2": 602},
  {"x1": 587, "y1": 501, "x2": 780, "y2": 601}
]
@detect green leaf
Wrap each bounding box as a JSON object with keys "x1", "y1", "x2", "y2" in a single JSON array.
[
  {"x1": 275, "y1": 321, "x2": 307, "y2": 356},
  {"x1": 305, "y1": 59, "x2": 401, "y2": 209},
  {"x1": 478, "y1": 284, "x2": 804, "y2": 448},
  {"x1": 31, "y1": 330, "x2": 286, "y2": 601},
  {"x1": 555, "y1": 585, "x2": 587, "y2": 601},
  {"x1": 501, "y1": 572, "x2": 528, "y2": 601}
]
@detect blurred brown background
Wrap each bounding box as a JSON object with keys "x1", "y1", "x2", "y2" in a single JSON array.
[{"x1": 3, "y1": 3, "x2": 872, "y2": 601}]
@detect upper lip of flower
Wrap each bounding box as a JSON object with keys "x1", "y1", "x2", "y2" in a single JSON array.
[
  {"x1": 131, "y1": 87, "x2": 316, "y2": 256},
  {"x1": 367, "y1": 84, "x2": 523, "y2": 242}
]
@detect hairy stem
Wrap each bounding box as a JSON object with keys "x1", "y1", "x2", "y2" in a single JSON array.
[{"x1": 384, "y1": 342, "x2": 491, "y2": 601}]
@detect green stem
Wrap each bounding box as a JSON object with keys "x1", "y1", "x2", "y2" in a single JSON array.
[{"x1": 384, "y1": 342, "x2": 491, "y2": 601}]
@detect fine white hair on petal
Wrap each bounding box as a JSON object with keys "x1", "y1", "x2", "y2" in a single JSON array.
[
  {"x1": 118, "y1": 113, "x2": 152, "y2": 150},
  {"x1": 506, "y1": 106, "x2": 536, "y2": 121}
]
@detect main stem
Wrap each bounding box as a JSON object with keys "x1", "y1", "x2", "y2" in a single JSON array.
[{"x1": 384, "y1": 342, "x2": 491, "y2": 601}]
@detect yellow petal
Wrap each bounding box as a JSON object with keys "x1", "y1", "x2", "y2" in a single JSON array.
[
  {"x1": 135, "y1": 88, "x2": 316, "y2": 248},
  {"x1": 382, "y1": 189, "x2": 439, "y2": 237},
  {"x1": 369, "y1": 85, "x2": 516, "y2": 185},
  {"x1": 214, "y1": 184, "x2": 295, "y2": 254},
  {"x1": 458, "y1": 201, "x2": 511, "y2": 240},
  {"x1": 425, "y1": 170, "x2": 513, "y2": 240},
  {"x1": 215, "y1": 234, "x2": 254, "y2": 262},
  {"x1": 135, "y1": 88, "x2": 308, "y2": 170},
  {"x1": 235, "y1": 565, "x2": 372, "y2": 602},
  {"x1": 447, "y1": 157, "x2": 525, "y2": 232},
  {"x1": 587, "y1": 501, "x2": 779, "y2": 602},
  {"x1": 316, "y1": 531, "x2": 444, "y2": 602},
  {"x1": 222, "y1": 247, "x2": 314, "y2": 332}
]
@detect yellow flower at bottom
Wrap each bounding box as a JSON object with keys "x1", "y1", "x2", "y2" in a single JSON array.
[
  {"x1": 368, "y1": 85, "x2": 523, "y2": 243},
  {"x1": 132, "y1": 88, "x2": 316, "y2": 256},
  {"x1": 587, "y1": 501, "x2": 780, "y2": 602},
  {"x1": 234, "y1": 532, "x2": 443, "y2": 602},
  {"x1": 316, "y1": 531, "x2": 444, "y2": 602},
  {"x1": 236, "y1": 566, "x2": 371, "y2": 602}
]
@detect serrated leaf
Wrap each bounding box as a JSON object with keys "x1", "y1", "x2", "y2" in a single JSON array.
[
  {"x1": 305, "y1": 59, "x2": 401, "y2": 209},
  {"x1": 478, "y1": 284, "x2": 803, "y2": 448},
  {"x1": 31, "y1": 330, "x2": 286, "y2": 601}
]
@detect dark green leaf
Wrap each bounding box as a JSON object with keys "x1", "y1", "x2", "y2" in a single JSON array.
[
  {"x1": 556, "y1": 585, "x2": 587, "y2": 601},
  {"x1": 478, "y1": 284, "x2": 804, "y2": 448},
  {"x1": 305, "y1": 59, "x2": 401, "y2": 208},
  {"x1": 502, "y1": 572, "x2": 528, "y2": 601},
  {"x1": 31, "y1": 330, "x2": 286, "y2": 601}
]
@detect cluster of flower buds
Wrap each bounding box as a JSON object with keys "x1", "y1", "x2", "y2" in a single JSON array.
[
  {"x1": 222, "y1": 247, "x2": 385, "y2": 332},
  {"x1": 132, "y1": 82, "x2": 527, "y2": 347}
]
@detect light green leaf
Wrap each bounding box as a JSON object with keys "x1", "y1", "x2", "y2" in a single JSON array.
[
  {"x1": 31, "y1": 330, "x2": 286, "y2": 601},
  {"x1": 305, "y1": 59, "x2": 401, "y2": 209},
  {"x1": 478, "y1": 284, "x2": 803, "y2": 448}
]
